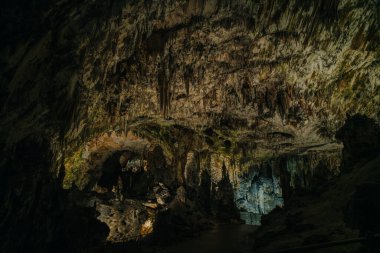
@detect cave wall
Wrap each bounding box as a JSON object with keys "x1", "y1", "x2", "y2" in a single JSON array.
[
  {"x1": 235, "y1": 146, "x2": 341, "y2": 224},
  {"x1": 0, "y1": 137, "x2": 109, "y2": 253},
  {"x1": 61, "y1": 122, "x2": 342, "y2": 239},
  {"x1": 1, "y1": 0, "x2": 380, "y2": 251},
  {"x1": 251, "y1": 115, "x2": 380, "y2": 253}
]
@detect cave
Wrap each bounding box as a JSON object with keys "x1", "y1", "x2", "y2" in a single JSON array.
[{"x1": 1, "y1": 1, "x2": 380, "y2": 252}]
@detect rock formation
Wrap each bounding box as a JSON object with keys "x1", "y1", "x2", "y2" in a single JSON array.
[{"x1": 1, "y1": 0, "x2": 380, "y2": 252}]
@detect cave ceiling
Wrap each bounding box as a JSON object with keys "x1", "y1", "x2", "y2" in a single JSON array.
[{"x1": 1, "y1": 0, "x2": 379, "y2": 158}]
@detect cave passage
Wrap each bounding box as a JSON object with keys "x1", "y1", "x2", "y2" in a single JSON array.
[{"x1": 1, "y1": 0, "x2": 380, "y2": 253}]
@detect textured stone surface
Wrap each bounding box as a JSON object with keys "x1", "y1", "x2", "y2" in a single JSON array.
[
  {"x1": 251, "y1": 118, "x2": 380, "y2": 253},
  {"x1": 235, "y1": 145, "x2": 341, "y2": 224},
  {"x1": 1, "y1": 0, "x2": 379, "y2": 152},
  {"x1": 1, "y1": 0, "x2": 380, "y2": 251},
  {"x1": 236, "y1": 173, "x2": 284, "y2": 225},
  {"x1": 97, "y1": 200, "x2": 154, "y2": 242}
]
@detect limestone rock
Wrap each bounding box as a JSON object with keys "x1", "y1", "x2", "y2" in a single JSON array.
[{"x1": 154, "y1": 183, "x2": 171, "y2": 205}]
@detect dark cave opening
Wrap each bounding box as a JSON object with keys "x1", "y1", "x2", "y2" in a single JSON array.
[{"x1": 97, "y1": 150, "x2": 152, "y2": 199}]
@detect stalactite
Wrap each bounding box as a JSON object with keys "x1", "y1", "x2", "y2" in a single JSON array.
[
  {"x1": 235, "y1": 148, "x2": 341, "y2": 224},
  {"x1": 183, "y1": 65, "x2": 193, "y2": 96}
]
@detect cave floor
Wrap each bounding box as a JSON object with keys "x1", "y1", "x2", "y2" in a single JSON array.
[
  {"x1": 105, "y1": 223, "x2": 257, "y2": 253},
  {"x1": 153, "y1": 223, "x2": 257, "y2": 253}
]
